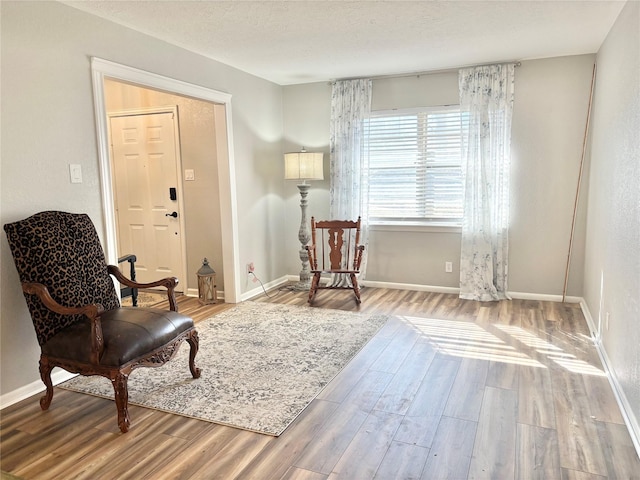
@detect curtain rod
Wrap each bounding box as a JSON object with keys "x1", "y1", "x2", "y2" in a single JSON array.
[{"x1": 330, "y1": 61, "x2": 521, "y2": 84}]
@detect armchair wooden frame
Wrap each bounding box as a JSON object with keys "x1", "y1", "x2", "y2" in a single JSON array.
[
  {"x1": 4, "y1": 211, "x2": 201, "y2": 434},
  {"x1": 24, "y1": 271, "x2": 200, "y2": 433},
  {"x1": 305, "y1": 216, "x2": 365, "y2": 304}
]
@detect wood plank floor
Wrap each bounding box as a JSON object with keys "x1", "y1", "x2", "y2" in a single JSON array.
[{"x1": 2, "y1": 287, "x2": 639, "y2": 479}]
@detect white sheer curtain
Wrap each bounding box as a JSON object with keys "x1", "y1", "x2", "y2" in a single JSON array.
[
  {"x1": 329, "y1": 78, "x2": 372, "y2": 278},
  {"x1": 458, "y1": 64, "x2": 515, "y2": 301}
]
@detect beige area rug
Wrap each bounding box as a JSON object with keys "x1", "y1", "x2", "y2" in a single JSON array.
[
  {"x1": 120, "y1": 291, "x2": 167, "y2": 308},
  {"x1": 59, "y1": 301, "x2": 388, "y2": 436}
]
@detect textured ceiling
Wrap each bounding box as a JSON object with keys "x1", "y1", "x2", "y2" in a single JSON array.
[{"x1": 61, "y1": 0, "x2": 625, "y2": 85}]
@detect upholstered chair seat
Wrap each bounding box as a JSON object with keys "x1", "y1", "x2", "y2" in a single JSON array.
[{"x1": 41, "y1": 308, "x2": 195, "y2": 366}]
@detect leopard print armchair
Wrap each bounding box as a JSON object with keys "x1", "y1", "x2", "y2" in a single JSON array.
[{"x1": 4, "y1": 211, "x2": 201, "y2": 433}]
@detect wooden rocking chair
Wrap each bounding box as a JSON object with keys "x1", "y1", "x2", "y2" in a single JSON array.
[
  {"x1": 4, "y1": 211, "x2": 201, "y2": 433},
  {"x1": 305, "y1": 216, "x2": 365, "y2": 304}
]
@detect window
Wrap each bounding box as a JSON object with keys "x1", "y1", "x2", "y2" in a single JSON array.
[{"x1": 364, "y1": 106, "x2": 465, "y2": 225}]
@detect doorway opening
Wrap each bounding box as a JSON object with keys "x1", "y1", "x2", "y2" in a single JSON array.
[
  {"x1": 108, "y1": 106, "x2": 187, "y2": 288},
  {"x1": 91, "y1": 58, "x2": 240, "y2": 303}
]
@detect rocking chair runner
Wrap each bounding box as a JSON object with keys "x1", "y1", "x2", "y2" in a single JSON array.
[
  {"x1": 3, "y1": 211, "x2": 201, "y2": 433},
  {"x1": 305, "y1": 216, "x2": 365, "y2": 304}
]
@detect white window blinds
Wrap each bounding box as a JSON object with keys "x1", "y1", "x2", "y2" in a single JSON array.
[{"x1": 364, "y1": 106, "x2": 465, "y2": 224}]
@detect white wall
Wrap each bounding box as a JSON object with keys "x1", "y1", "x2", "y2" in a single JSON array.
[
  {"x1": 282, "y1": 57, "x2": 595, "y2": 296},
  {"x1": 583, "y1": 0, "x2": 640, "y2": 441},
  {"x1": 282, "y1": 83, "x2": 333, "y2": 278},
  {"x1": 510, "y1": 56, "x2": 594, "y2": 296},
  {"x1": 0, "y1": 1, "x2": 284, "y2": 398}
]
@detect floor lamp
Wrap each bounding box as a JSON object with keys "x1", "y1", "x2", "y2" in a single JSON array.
[{"x1": 284, "y1": 148, "x2": 324, "y2": 291}]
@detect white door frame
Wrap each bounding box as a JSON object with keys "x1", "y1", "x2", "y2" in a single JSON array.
[
  {"x1": 108, "y1": 106, "x2": 188, "y2": 289},
  {"x1": 91, "y1": 57, "x2": 241, "y2": 303}
]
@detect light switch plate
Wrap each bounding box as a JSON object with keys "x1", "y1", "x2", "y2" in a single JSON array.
[
  {"x1": 69, "y1": 164, "x2": 83, "y2": 183},
  {"x1": 184, "y1": 169, "x2": 195, "y2": 181}
]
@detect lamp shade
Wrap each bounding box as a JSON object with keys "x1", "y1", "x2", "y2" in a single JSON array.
[{"x1": 284, "y1": 151, "x2": 324, "y2": 181}]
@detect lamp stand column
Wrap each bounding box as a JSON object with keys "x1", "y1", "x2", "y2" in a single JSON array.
[{"x1": 292, "y1": 183, "x2": 311, "y2": 291}]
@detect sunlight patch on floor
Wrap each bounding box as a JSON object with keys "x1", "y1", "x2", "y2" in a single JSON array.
[
  {"x1": 399, "y1": 316, "x2": 605, "y2": 375},
  {"x1": 402, "y1": 316, "x2": 546, "y2": 368},
  {"x1": 495, "y1": 324, "x2": 606, "y2": 376}
]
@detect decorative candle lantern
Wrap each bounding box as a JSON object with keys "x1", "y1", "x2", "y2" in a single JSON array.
[{"x1": 197, "y1": 258, "x2": 217, "y2": 305}]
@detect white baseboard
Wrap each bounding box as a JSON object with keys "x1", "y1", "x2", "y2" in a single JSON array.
[
  {"x1": 507, "y1": 291, "x2": 582, "y2": 303},
  {"x1": 580, "y1": 300, "x2": 640, "y2": 457},
  {"x1": 282, "y1": 277, "x2": 461, "y2": 295},
  {"x1": 185, "y1": 288, "x2": 225, "y2": 301},
  {"x1": 579, "y1": 298, "x2": 600, "y2": 338},
  {"x1": 0, "y1": 369, "x2": 77, "y2": 410},
  {"x1": 185, "y1": 287, "x2": 198, "y2": 297},
  {"x1": 241, "y1": 276, "x2": 290, "y2": 302},
  {"x1": 355, "y1": 280, "x2": 584, "y2": 302},
  {"x1": 362, "y1": 279, "x2": 460, "y2": 294}
]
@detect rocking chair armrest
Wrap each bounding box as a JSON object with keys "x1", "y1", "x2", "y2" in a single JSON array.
[
  {"x1": 107, "y1": 265, "x2": 180, "y2": 312},
  {"x1": 354, "y1": 245, "x2": 366, "y2": 269},
  {"x1": 21, "y1": 282, "x2": 106, "y2": 363},
  {"x1": 305, "y1": 244, "x2": 318, "y2": 269},
  {"x1": 117, "y1": 254, "x2": 137, "y2": 264}
]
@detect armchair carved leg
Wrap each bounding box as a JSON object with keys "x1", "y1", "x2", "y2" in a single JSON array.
[
  {"x1": 111, "y1": 372, "x2": 131, "y2": 433},
  {"x1": 39, "y1": 356, "x2": 54, "y2": 410},
  {"x1": 308, "y1": 273, "x2": 320, "y2": 304},
  {"x1": 350, "y1": 273, "x2": 362, "y2": 304},
  {"x1": 187, "y1": 330, "x2": 201, "y2": 379}
]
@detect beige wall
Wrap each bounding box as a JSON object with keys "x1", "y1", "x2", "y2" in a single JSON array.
[
  {"x1": 104, "y1": 79, "x2": 224, "y2": 294},
  {"x1": 1, "y1": 1, "x2": 284, "y2": 398},
  {"x1": 283, "y1": 57, "x2": 595, "y2": 295},
  {"x1": 583, "y1": 1, "x2": 640, "y2": 438}
]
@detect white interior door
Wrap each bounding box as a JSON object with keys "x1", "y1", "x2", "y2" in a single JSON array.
[{"x1": 110, "y1": 111, "x2": 186, "y2": 288}]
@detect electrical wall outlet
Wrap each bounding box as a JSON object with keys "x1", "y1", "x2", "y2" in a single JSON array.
[
  {"x1": 247, "y1": 262, "x2": 255, "y2": 274},
  {"x1": 445, "y1": 261, "x2": 453, "y2": 273}
]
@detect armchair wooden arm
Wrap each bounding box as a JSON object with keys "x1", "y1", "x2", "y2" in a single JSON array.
[
  {"x1": 107, "y1": 265, "x2": 179, "y2": 312},
  {"x1": 22, "y1": 282, "x2": 105, "y2": 364}
]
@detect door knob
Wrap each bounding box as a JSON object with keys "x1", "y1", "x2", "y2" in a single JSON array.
[{"x1": 165, "y1": 211, "x2": 178, "y2": 218}]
